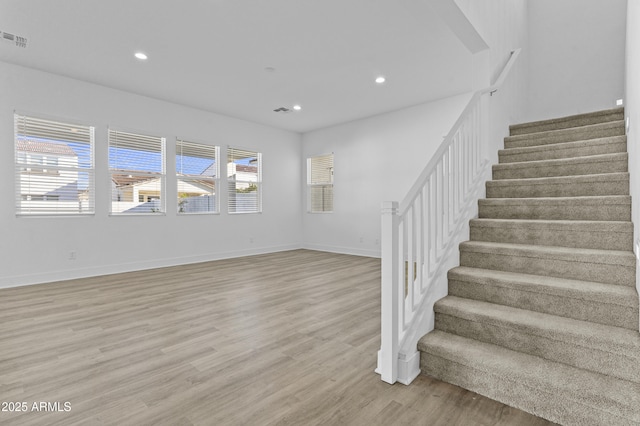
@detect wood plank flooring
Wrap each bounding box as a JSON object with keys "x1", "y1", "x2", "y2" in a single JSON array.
[{"x1": 0, "y1": 249, "x2": 554, "y2": 425}]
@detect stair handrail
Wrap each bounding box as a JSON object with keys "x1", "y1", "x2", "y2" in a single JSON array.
[{"x1": 377, "y1": 48, "x2": 521, "y2": 385}]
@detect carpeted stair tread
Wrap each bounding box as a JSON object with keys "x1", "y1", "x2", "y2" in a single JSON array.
[
  {"x1": 448, "y1": 266, "x2": 639, "y2": 329},
  {"x1": 492, "y1": 152, "x2": 628, "y2": 180},
  {"x1": 434, "y1": 296, "x2": 640, "y2": 377},
  {"x1": 417, "y1": 108, "x2": 639, "y2": 425},
  {"x1": 478, "y1": 195, "x2": 632, "y2": 221},
  {"x1": 486, "y1": 172, "x2": 630, "y2": 198},
  {"x1": 498, "y1": 135, "x2": 627, "y2": 163},
  {"x1": 418, "y1": 330, "x2": 640, "y2": 425},
  {"x1": 504, "y1": 120, "x2": 625, "y2": 149},
  {"x1": 509, "y1": 107, "x2": 624, "y2": 136},
  {"x1": 469, "y1": 218, "x2": 633, "y2": 250},
  {"x1": 459, "y1": 241, "x2": 636, "y2": 286}
]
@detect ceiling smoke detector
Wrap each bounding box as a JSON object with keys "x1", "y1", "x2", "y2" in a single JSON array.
[{"x1": 1, "y1": 30, "x2": 28, "y2": 48}]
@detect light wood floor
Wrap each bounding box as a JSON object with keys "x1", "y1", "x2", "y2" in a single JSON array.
[{"x1": 0, "y1": 249, "x2": 554, "y2": 425}]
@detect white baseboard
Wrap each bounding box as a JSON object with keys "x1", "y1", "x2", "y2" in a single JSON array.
[
  {"x1": 302, "y1": 242, "x2": 380, "y2": 258},
  {"x1": 397, "y1": 350, "x2": 421, "y2": 385},
  {"x1": 0, "y1": 243, "x2": 304, "y2": 289},
  {"x1": 374, "y1": 349, "x2": 421, "y2": 385}
]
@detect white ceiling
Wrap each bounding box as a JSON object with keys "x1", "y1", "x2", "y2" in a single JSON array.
[{"x1": 0, "y1": 0, "x2": 473, "y2": 133}]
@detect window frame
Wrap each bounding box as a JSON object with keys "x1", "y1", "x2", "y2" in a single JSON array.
[
  {"x1": 227, "y1": 146, "x2": 262, "y2": 214},
  {"x1": 307, "y1": 153, "x2": 334, "y2": 213},
  {"x1": 14, "y1": 112, "x2": 96, "y2": 216},
  {"x1": 176, "y1": 138, "x2": 220, "y2": 215},
  {"x1": 108, "y1": 127, "x2": 166, "y2": 215}
]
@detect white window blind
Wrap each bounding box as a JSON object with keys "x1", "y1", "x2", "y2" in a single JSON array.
[
  {"x1": 308, "y1": 153, "x2": 334, "y2": 213},
  {"x1": 109, "y1": 129, "x2": 165, "y2": 214},
  {"x1": 227, "y1": 147, "x2": 261, "y2": 214},
  {"x1": 15, "y1": 114, "x2": 95, "y2": 215},
  {"x1": 176, "y1": 139, "x2": 219, "y2": 214}
]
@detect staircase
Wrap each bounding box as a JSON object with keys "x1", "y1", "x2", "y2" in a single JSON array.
[{"x1": 417, "y1": 107, "x2": 640, "y2": 425}]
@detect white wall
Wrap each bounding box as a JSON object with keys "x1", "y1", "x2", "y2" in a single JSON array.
[
  {"x1": 300, "y1": 0, "x2": 530, "y2": 259},
  {"x1": 455, "y1": 0, "x2": 529, "y2": 165},
  {"x1": 301, "y1": 93, "x2": 472, "y2": 257},
  {"x1": 527, "y1": 0, "x2": 627, "y2": 121},
  {"x1": 455, "y1": 0, "x2": 528, "y2": 87},
  {"x1": 0, "y1": 61, "x2": 303, "y2": 287},
  {"x1": 625, "y1": 1, "x2": 640, "y2": 300}
]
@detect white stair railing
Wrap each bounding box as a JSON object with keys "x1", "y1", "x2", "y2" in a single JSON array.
[{"x1": 377, "y1": 49, "x2": 521, "y2": 385}]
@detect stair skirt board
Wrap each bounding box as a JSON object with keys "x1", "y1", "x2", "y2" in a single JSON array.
[{"x1": 417, "y1": 107, "x2": 640, "y2": 426}]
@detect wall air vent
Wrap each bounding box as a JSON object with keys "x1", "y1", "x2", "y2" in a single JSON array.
[
  {"x1": 1, "y1": 30, "x2": 28, "y2": 48},
  {"x1": 273, "y1": 107, "x2": 290, "y2": 114}
]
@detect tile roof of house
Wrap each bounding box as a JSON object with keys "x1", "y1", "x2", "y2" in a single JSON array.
[
  {"x1": 17, "y1": 139, "x2": 77, "y2": 156},
  {"x1": 235, "y1": 164, "x2": 258, "y2": 173},
  {"x1": 110, "y1": 173, "x2": 158, "y2": 187}
]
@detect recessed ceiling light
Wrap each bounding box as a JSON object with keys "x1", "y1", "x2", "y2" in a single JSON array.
[
  {"x1": 293, "y1": 105, "x2": 302, "y2": 111},
  {"x1": 375, "y1": 76, "x2": 386, "y2": 84},
  {"x1": 134, "y1": 52, "x2": 148, "y2": 60}
]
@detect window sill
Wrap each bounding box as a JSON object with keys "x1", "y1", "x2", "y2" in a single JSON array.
[
  {"x1": 109, "y1": 212, "x2": 167, "y2": 217},
  {"x1": 178, "y1": 212, "x2": 221, "y2": 216},
  {"x1": 17, "y1": 213, "x2": 95, "y2": 218}
]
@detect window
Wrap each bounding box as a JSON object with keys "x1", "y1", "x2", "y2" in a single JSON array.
[
  {"x1": 308, "y1": 153, "x2": 334, "y2": 212},
  {"x1": 109, "y1": 129, "x2": 165, "y2": 214},
  {"x1": 176, "y1": 139, "x2": 219, "y2": 214},
  {"x1": 227, "y1": 147, "x2": 261, "y2": 213},
  {"x1": 14, "y1": 114, "x2": 95, "y2": 215}
]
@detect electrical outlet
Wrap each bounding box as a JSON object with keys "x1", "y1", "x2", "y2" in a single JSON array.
[{"x1": 69, "y1": 251, "x2": 76, "y2": 261}]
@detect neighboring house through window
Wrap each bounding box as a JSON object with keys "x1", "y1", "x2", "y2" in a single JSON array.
[
  {"x1": 14, "y1": 114, "x2": 95, "y2": 215},
  {"x1": 227, "y1": 147, "x2": 261, "y2": 213},
  {"x1": 176, "y1": 139, "x2": 219, "y2": 214},
  {"x1": 109, "y1": 129, "x2": 166, "y2": 214},
  {"x1": 308, "y1": 153, "x2": 334, "y2": 213}
]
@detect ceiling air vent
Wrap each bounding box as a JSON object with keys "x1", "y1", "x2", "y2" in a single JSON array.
[
  {"x1": 1, "y1": 30, "x2": 28, "y2": 48},
  {"x1": 273, "y1": 107, "x2": 290, "y2": 114}
]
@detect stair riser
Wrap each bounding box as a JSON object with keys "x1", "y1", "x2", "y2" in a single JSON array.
[
  {"x1": 420, "y1": 353, "x2": 636, "y2": 426},
  {"x1": 509, "y1": 109, "x2": 624, "y2": 136},
  {"x1": 469, "y1": 223, "x2": 633, "y2": 251},
  {"x1": 505, "y1": 123, "x2": 625, "y2": 149},
  {"x1": 478, "y1": 201, "x2": 631, "y2": 221},
  {"x1": 492, "y1": 157, "x2": 628, "y2": 180},
  {"x1": 448, "y1": 278, "x2": 639, "y2": 330},
  {"x1": 498, "y1": 138, "x2": 627, "y2": 163},
  {"x1": 486, "y1": 179, "x2": 629, "y2": 198},
  {"x1": 459, "y1": 250, "x2": 635, "y2": 286},
  {"x1": 435, "y1": 314, "x2": 640, "y2": 384}
]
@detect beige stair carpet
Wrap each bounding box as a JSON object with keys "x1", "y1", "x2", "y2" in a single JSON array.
[{"x1": 418, "y1": 107, "x2": 640, "y2": 426}]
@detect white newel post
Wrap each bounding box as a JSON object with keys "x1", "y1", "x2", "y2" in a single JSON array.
[{"x1": 378, "y1": 200, "x2": 400, "y2": 384}]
